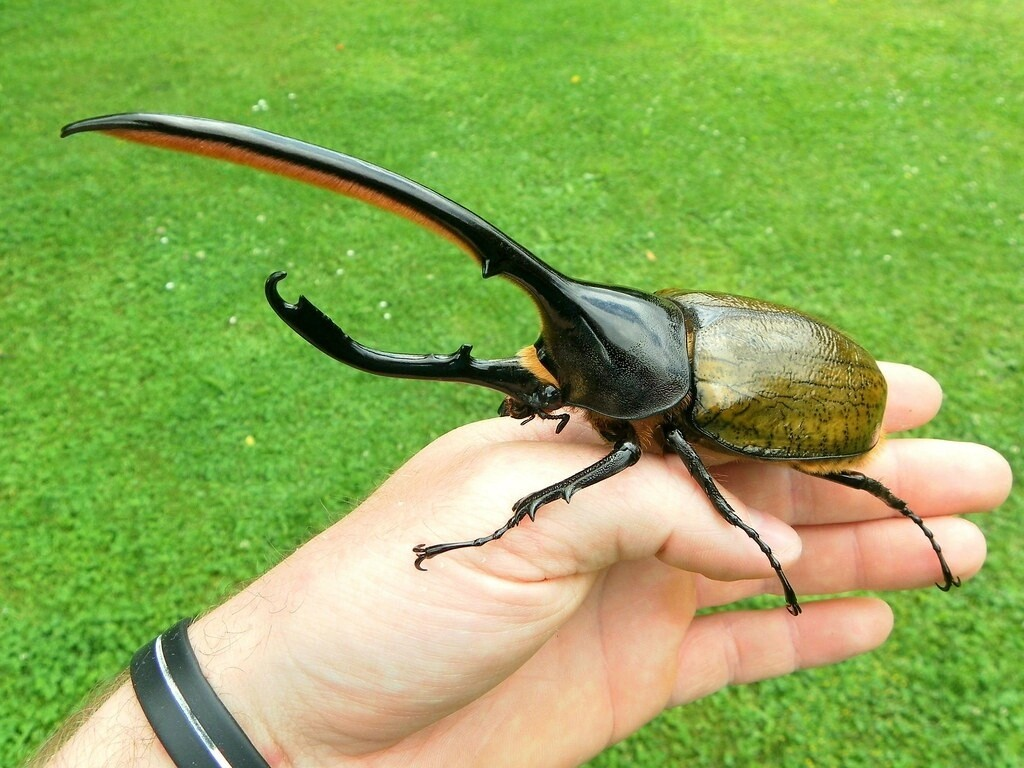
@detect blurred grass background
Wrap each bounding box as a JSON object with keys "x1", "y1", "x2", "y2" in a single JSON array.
[{"x1": 2, "y1": 1, "x2": 1021, "y2": 765}]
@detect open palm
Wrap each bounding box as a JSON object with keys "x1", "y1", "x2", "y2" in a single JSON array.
[{"x1": 187, "y1": 362, "x2": 1006, "y2": 767}]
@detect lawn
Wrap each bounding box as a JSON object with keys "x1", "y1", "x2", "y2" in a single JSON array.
[{"x1": 2, "y1": 1, "x2": 1021, "y2": 765}]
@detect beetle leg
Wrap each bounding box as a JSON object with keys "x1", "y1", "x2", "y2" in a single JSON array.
[
  {"x1": 498, "y1": 397, "x2": 571, "y2": 434},
  {"x1": 663, "y1": 427, "x2": 802, "y2": 616},
  {"x1": 413, "y1": 435, "x2": 641, "y2": 569},
  {"x1": 814, "y1": 470, "x2": 961, "y2": 592},
  {"x1": 513, "y1": 411, "x2": 571, "y2": 433}
]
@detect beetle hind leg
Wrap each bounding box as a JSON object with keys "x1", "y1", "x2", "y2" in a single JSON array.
[
  {"x1": 413, "y1": 437, "x2": 641, "y2": 570},
  {"x1": 814, "y1": 470, "x2": 961, "y2": 592}
]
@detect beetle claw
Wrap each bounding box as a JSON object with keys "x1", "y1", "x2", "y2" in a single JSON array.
[
  {"x1": 412, "y1": 545, "x2": 430, "y2": 570},
  {"x1": 937, "y1": 575, "x2": 962, "y2": 592}
]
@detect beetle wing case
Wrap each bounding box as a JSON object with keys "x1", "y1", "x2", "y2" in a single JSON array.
[{"x1": 665, "y1": 290, "x2": 887, "y2": 461}]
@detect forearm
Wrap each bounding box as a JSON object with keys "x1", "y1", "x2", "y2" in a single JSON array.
[
  {"x1": 28, "y1": 609, "x2": 290, "y2": 768},
  {"x1": 28, "y1": 674, "x2": 175, "y2": 768}
]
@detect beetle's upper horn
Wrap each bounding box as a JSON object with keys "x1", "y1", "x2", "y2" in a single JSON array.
[
  {"x1": 60, "y1": 112, "x2": 549, "y2": 280},
  {"x1": 62, "y1": 113, "x2": 691, "y2": 418}
]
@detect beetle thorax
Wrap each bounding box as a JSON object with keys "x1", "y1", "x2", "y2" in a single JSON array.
[{"x1": 527, "y1": 277, "x2": 692, "y2": 421}]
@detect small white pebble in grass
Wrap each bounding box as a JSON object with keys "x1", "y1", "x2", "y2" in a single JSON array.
[
  {"x1": 882, "y1": 254, "x2": 893, "y2": 262},
  {"x1": 229, "y1": 316, "x2": 238, "y2": 325},
  {"x1": 425, "y1": 273, "x2": 435, "y2": 280},
  {"x1": 383, "y1": 312, "x2": 392, "y2": 320},
  {"x1": 165, "y1": 281, "x2": 175, "y2": 290},
  {"x1": 891, "y1": 228, "x2": 903, "y2": 238},
  {"x1": 256, "y1": 213, "x2": 267, "y2": 224},
  {"x1": 346, "y1": 249, "x2": 356, "y2": 257},
  {"x1": 378, "y1": 300, "x2": 389, "y2": 309},
  {"x1": 196, "y1": 250, "x2": 206, "y2": 260},
  {"x1": 765, "y1": 226, "x2": 774, "y2": 235},
  {"x1": 238, "y1": 539, "x2": 252, "y2": 550},
  {"x1": 252, "y1": 99, "x2": 269, "y2": 112},
  {"x1": 159, "y1": 236, "x2": 169, "y2": 245},
  {"x1": 335, "y1": 267, "x2": 345, "y2": 276},
  {"x1": 288, "y1": 92, "x2": 297, "y2": 101}
]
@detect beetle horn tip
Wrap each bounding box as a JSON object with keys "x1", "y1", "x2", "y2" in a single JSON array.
[{"x1": 265, "y1": 270, "x2": 289, "y2": 300}]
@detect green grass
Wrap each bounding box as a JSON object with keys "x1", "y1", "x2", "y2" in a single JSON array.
[{"x1": 2, "y1": 1, "x2": 1021, "y2": 765}]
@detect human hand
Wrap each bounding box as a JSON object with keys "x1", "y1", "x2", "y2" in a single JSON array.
[{"x1": 187, "y1": 363, "x2": 1008, "y2": 767}]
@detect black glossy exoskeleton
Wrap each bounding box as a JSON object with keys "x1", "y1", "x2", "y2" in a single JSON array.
[{"x1": 62, "y1": 113, "x2": 960, "y2": 615}]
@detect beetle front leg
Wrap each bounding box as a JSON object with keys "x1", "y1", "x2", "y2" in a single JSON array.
[
  {"x1": 814, "y1": 470, "x2": 961, "y2": 592},
  {"x1": 413, "y1": 433, "x2": 641, "y2": 569},
  {"x1": 663, "y1": 427, "x2": 802, "y2": 616},
  {"x1": 498, "y1": 396, "x2": 570, "y2": 434}
]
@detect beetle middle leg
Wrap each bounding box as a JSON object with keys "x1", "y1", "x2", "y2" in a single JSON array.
[
  {"x1": 663, "y1": 427, "x2": 802, "y2": 616},
  {"x1": 812, "y1": 470, "x2": 961, "y2": 591},
  {"x1": 413, "y1": 434, "x2": 641, "y2": 570}
]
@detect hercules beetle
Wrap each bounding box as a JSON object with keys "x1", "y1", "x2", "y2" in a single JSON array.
[{"x1": 62, "y1": 113, "x2": 960, "y2": 615}]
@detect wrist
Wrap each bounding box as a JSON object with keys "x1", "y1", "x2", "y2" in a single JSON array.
[
  {"x1": 42, "y1": 612, "x2": 294, "y2": 768},
  {"x1": 183, "y1": 610, "x2": 295, "y2": 768}
]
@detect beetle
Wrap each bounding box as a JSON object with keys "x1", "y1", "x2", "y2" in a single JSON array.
[{"x1": 62, "y1": 113, "x2": 960, "y2": 615}]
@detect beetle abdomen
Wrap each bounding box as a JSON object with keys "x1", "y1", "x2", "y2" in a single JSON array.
[{"x1": 663, "y1": 291, "x2": 886, "y2": 461}]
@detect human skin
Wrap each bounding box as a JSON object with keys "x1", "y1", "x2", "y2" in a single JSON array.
[{"x1": 41, "y1": 362, "x2": 1010, "y2": 768}]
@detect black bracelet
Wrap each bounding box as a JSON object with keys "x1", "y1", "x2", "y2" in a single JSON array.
[{"x1": 130, "y1": 618, "x2": 271, "y2": 768}]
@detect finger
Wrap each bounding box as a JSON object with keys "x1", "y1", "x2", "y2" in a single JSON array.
[
  {"x1": 707, "y1": 439, "x2": 1011, "y2": 527},
  {"x1": 671, "y1": 597, "x2": 894, "y2": 705},
  {"x1": 877, "y1": 362, "x2": 943, "y2": 433},
  {"x1": 697, "y1": 515, "x2": 986, "y2": 609}
]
